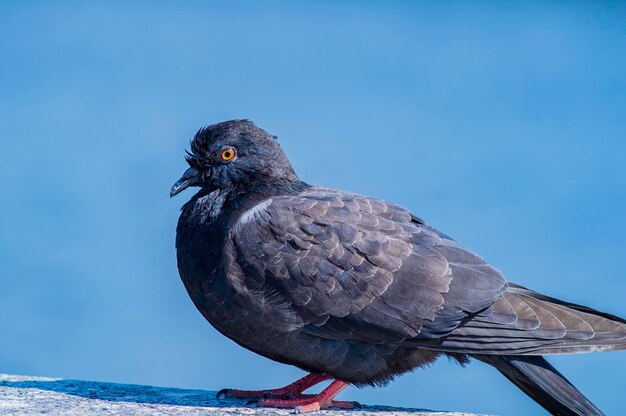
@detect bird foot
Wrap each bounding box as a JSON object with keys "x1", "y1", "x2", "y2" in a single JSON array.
[
  {"x1": 256, "y1": 380, "x2": 355, "y2": 413},
  {"x1": 258, "y1": 396, "x2": 359, "y2": 413},
  {"x1": 216, "y1": 372, "x2": 331, "y2": 401},
  {"x1": 217, "y1": 375, "x2": 353, "y2": 413}
]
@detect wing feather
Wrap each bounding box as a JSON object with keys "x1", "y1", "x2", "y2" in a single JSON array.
[{"x1": 231, "y1": 187, "x2": 507, "y2": 343}]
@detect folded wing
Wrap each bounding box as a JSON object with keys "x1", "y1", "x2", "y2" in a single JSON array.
[{"x1": 231, "y1": 187, "x2": 507, "y2": 344}]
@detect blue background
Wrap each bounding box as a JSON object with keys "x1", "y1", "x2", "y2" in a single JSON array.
[{"x1": 1, "y1": 2, "x2": 625, "y2": 415}]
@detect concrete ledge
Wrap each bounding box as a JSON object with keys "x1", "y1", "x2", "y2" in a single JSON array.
[{"x1": 0, "y1": 374, "x2": 487, "y2": 415}]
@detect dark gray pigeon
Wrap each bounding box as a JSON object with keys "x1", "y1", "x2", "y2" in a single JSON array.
[{"x1": 171, "y1": 119, "x2": 626, "y2": 415}]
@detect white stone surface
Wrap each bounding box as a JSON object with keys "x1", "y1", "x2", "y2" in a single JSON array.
[{"x1": 0, "y1": 374, "x2": 487, "y2": 416}]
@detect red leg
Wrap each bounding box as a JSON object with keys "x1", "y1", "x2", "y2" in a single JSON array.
[
  {"x1": 258, "y1": 379, "x2": 356, "y2": 414},
  {"x1": 217, "y1": 372, "x2": 330, "y2": 400}
]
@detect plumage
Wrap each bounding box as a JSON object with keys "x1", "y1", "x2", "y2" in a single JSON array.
[{"x1": 172, "y1": 120, "x2": 626, "y2": 415}]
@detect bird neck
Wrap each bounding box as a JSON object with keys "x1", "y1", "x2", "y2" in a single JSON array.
[
  {"x1": 223, "y1": 178, "x2": 308, "y2": 214},
  {"x1": 181, "y1": 179, "x2": 309, "y2": 231}
]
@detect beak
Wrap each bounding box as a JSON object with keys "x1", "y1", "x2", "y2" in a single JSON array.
[{"x1": 170, "y1": 167, "x2": 205, "y2": 197}]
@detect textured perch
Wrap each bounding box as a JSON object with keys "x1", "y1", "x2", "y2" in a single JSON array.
[{"x1": 0, "y1": 374, "x2": 487, "y2": 416}]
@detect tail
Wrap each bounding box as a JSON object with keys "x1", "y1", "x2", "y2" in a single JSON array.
[
  {"x1": 430, "y1": 284, "x2": 626, "y2": 355},
  {"x1": 474, "y1": 354, "x2": 603, "y2": 416},
  {"x1": 423, "y1": 284, "x2": 626, "y2": 414}
]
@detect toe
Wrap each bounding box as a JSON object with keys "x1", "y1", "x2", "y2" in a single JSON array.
[{"x1": 294, "y1": 402, "x2": 321, "y2": 414}]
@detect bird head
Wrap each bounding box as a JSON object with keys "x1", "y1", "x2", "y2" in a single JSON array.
[{"x1": 170, "y1": 119, "x2": 297, "y2": 197}]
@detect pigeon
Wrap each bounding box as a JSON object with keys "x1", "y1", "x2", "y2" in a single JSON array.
[{"x1": 171, "y1": 119, "x2": 626, "y2": 415}]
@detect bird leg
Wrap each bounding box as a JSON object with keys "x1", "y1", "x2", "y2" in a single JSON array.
[
  {"x1": 217, "y1": 372, "x2": 330, "y2": 400},
  {"x1": 257, "y1": 379, "x2": 356, "y2": 414}
]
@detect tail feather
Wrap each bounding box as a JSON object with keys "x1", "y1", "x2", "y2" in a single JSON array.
[
  {"x1": 474, "y1": 354, "x2": 603, "y2": 416},
  {"x1": 506, "y1": 283, "x2": 626, "y2": 325},
  {"x1": 430, "y1": 286, "x2": 626, "y2": 355},
  {"x1": 428, "y1": 286, "x2": 623, "y2": 414}
]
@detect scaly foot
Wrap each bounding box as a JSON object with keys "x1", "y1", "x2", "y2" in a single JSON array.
[
  {"x1": 257, "y1": 380, "x2": 357, "y2": 414},
  {"x1": 217, "y1": 372, "x2": 330, "y2": 400}
]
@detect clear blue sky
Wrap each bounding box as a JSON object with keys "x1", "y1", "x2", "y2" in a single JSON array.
[{"x1": 1, "y1": 2, "x2": 625, "y2": 415}]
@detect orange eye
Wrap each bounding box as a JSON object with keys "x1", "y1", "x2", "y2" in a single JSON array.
[{"x1": 220, "y1": 146, "x2": 236, "y2": 162}]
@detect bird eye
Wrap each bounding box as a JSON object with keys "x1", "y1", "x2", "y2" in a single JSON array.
[{"x1": 220, "y1": 146, "x2": 236, "y2": 162}]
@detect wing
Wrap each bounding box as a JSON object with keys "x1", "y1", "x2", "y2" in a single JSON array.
[{"x1": 231, "y1": 187, "x2": 507, "y2": 344}]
